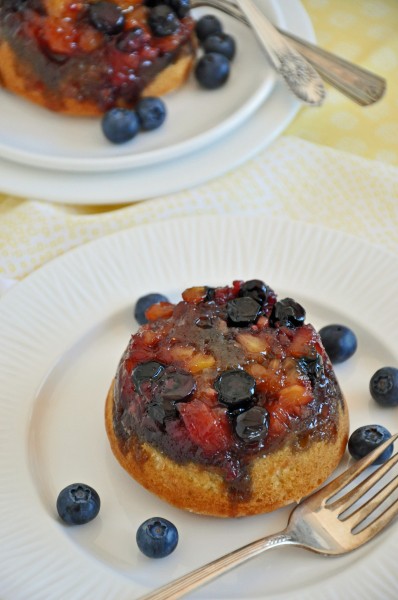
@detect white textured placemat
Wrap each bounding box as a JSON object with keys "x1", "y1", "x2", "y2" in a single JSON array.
[{"x1": 0, "y1": 136, "x2": 397, "y2": 292}]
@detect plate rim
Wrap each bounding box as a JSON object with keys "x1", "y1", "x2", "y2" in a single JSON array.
[{"x1": 1, "y1": 214, "x2": 398, "y2": 600}]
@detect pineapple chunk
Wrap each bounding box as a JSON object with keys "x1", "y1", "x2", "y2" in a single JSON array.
[
  {"x1": 237, "y1": 333, "x2": 271, "y2": 354},
  {"x1": 188, "y1": 353, "x2": 216, "y2": 373}
]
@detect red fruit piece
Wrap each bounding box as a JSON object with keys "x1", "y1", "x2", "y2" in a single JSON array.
[
  {"x1": 178, "y1": 400, "x2": 231, "y2": 456},
  {"x1": 40, "y1": 17, "x2": 78, "y2": 54},
  {"x1": 287, "y1": 325, "x2": 317, "y2": 358}
]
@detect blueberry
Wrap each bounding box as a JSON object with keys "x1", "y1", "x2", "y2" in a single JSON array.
[
  {"x1": 132, "y1": 361, "x2": 165, "y2": 390},
  {"x1": 134, "y1": 292, "x2": 169, "y2": 324},
  {"x1": 226, "y1": 296, "x2": 261, "y2": 326},
  {"x1": 269, "y1": 298, "x2": 306, "y2": 328},
  {"x1": 370, "y1": 367, "x2": 398, "y2": 407},
  {"x1": 88, "y1": 1, "x2": 125, "y2": 34},
  {"x1": 195, "y1": 14, "x2": 223, "y2": 42},
  {"x1": 156, "y1": 369, "x2": 196, "y2": 401},
  {"x1": 148, "y1": 5, "x2": 180, "y2": 37},
  {"x1": 238, "y1": 279, "x2": 269, "y2": 305},
  {"x1": 215, "y1": 369, "x2": 256, "y2": 407},
  {"x1": 298, "y1": 354, "x2": 324, "y2": 384},
  {"x1": 348, "y1": 425, "x2": 393, "y2": 465},
  {"x1": 136, "y1": 517, "x2": 178, "y2": 558},
  {"x1": 136, "y1": 97, "x2": 167, "y2": 131},
  {"x1": 195, "y1": 52, "x2": 230, "y2": 89},
  {"x1": 235, "y1": 406, "x2": 269, "y2": 442},
  {"x1": 205, "y1": 286, "x2": 216, "y2": 301},
  {"x1": 101, "y1": 108, "x2": 140, "y2": 144},
  {"x1": 117, "y1": 28, "x2": 146, "y2": 52},
  {"x1": 203, "y1": 33, "x2": 236, "y2": 60},
  {"x1": 56, "y1": 483, "x2": 100, "y2": 525},
  {"x1": 169, "y1": 0, "x2": 191, "y2": 18},
  {"x1": 318, "y1": 324, "x2": 357, "y2": 364}
]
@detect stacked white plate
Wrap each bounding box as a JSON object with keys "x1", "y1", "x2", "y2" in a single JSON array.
[{"x1": 0, "y1": 1, "x2": 314, "y2": 204}]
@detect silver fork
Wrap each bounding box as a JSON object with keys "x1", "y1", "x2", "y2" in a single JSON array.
[
  {"x1": 191, "y1": 0, "x2": 386, "y2": 106},
  {"x1": 139, "y1": 434, "x2": 398, "y2": 600}
]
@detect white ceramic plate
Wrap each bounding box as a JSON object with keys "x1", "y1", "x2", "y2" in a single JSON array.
[
  {"x1": 1, "y1": 215, "x2": 398, "y2": 600},
  {"x1": 0, "y1": 0, "x2": 313, "y2": 203},
  {"x1": 0, "y1": 3, "x2": 278, "y2": 172}
]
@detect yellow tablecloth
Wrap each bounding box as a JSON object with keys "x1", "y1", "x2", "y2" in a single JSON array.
[{"x1": 1, "y1": 0, "x2": 398, "y2": 290}]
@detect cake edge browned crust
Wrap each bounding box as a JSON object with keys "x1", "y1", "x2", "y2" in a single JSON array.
[
  {"x1": 0, "y1": 39, "x2": 196, "y2": 116},
  {"x1": 105, "y1": 381, "x2": 349, "y2": 517}
]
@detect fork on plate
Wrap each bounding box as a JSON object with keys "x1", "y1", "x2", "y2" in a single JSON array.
[
  {"x1": 191, "y1": 0, "x2": 386, "y2": 106},
  {"x1": 139, "y1": 434, "x2": 398, "y2": 599}
]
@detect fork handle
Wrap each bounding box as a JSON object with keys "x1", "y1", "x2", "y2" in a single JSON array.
[
  {"x1": 279, "y1": 30, "x2": 386, "y2": 106},
  {"x1": 192, "y1": 0, "x2": 386, "y2": 106},
  {"x1": 138, "y1": 531, "x2": 296, "y2": 600}
]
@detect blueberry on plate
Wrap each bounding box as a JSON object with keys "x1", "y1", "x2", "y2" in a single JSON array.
[
  {"x1": 370, "y1": 366, "x2": 398, "y2": 407},
  {"x1": 101, "y1": 108, "x2": 140, "y2": 144},
  {"x1": 136, "y1": 97, "x2": 167, "y2": 131},
  {"x1": 203, "y1": 33, "x2": 236, "y2": 60},
  {"x1": 136, "y1": 517, "x2": 178, "y2": 558},
  {"x1": 57, "y1": 483, "x2": 100, "y2": 525},
  {"x1": 134, "y1": 292, "x2": 169, "y2": 325},
  {"x1": 195, "y1": 14, "x2": 223, "y2": 42},
  {"x1": 348, "y1": 425, "x2": 393, "y2": 465},
  {"x1": 318, "y1": 324, "x2": 357, "y2": 364},
  {"x1": 195, "y1": 52, "x2": 230, "y2": 89}
]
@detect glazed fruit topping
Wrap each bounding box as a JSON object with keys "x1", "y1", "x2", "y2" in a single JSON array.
[
  {"x1": 147, "y1": 396, "x2": 177, "y2": 425},
  {"x1": 370, "y1": 367, "x2": 398, "y2": 406},
  {"x1": 117, "y1": 27, "x2": 148, "y2": 53},
  {"x1": 148, "y1": 5, "x2": 180, "y2": 37},
  {"x1": 88, "y1": 1, "x2": 125, "y2": 35},
  {"x1": 116, "y1": 280, "x2": 342, "y2": 488},
  {"x1": 238, "y1": 279, "x2": 269, "y2": 305},
  {"x1": 136, "y1": 517, "x2": 178, "y2": 558},
  {"x1": 298, "y1": 354, "x2": 324, "y2": 383},
  {"x1": 132, "y1": 361, "x2": 165, "y2": 390},
  {"x1": 348, "y1": 425, "x2": 393, "y2": 465},
  {"x1": 318, "y1": 324, "x2": 357, "y2": 364},
  {"x1": 269, "y1": 298, "x2": 306, "y2": 328},
  {"x1": 226, "y1": 296, "x2": 261, "y2": 327},
  {"x1": 57, "y1": 483, "x2": 100, "y2": 525},
  {"x1": 155, "y1": 369, "x2": 196, "y2": 401},
  {"x1": 215, "y1": 369, "x2": 256, "y2": 408},
  {"x1": 235, "y1": 406, "x2": 270, "y2": 442},
  {"x1": 2, "y1": 1, "x2": 196, "y2": 115}
]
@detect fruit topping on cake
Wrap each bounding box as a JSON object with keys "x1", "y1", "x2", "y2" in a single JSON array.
[{"x1": 105, "y1": 279, "x2": 349, "y2": 516}]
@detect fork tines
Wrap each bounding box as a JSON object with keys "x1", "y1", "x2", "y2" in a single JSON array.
[{"x1": 324, "y1": 433, "x2": 398, "y2": 503}]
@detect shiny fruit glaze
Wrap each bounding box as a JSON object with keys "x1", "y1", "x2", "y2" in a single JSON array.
[
  {"x1": 0, "y1": 1, "x2": 195, "y2": 111},
  {"x1": 114, "y1": 280, "x2": 344, "y2": 500}
]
